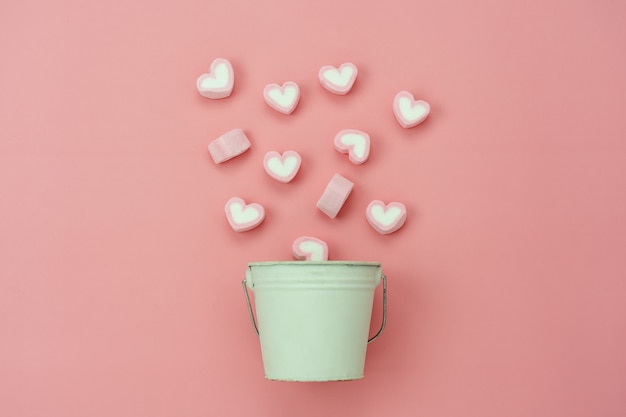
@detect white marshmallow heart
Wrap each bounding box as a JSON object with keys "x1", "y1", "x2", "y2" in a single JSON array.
[
  {"x1": 393, "y1": 91, "x2": 430, "y2": 128},
  {"x1": 263, "y1": 81, "x2": 300, "y2": 114},
  {"x1": 263, "y1": 150, "x2": 302, "y2": 183},
  {"x1": 196, "y1": 58, "x2": 234, "y2": 99},
  {"x1": 224, "y1": 197, "x2": 265, "y2": 232},
  {"x1": 292, "y1": 236, "x2": 329, "y2": 261},
  {"x1": 334, "y1": 129, "x2": 370, "y2": 165},
  {"x1": 365, "y1": 200, "x2": 407, "y2": 234},
  {"x1": 318, "y1": 63, "x2": 358, "y2": 95}
]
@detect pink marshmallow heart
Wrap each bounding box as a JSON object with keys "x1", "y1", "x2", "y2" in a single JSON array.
[
  {"x1": 263, "y1": 81, "x2": 300, "y2": 114},
  {"x1": 292, "y1": 236, "x2": 329, "y2": 261},
  {"x1": 224, "y1": 197, "x2": 265, "y2": 232},
  {"x1": 393, "y1": 91, "x2": 430, "y2": 128},
  {"x1": 318, "y1": 63, "x2": 358, "y2": 95},
  {"x1": 334, "y1": 129, "x2": 370, "y2": 165},
  {"x1": 263, "y1": 150, "x2": 302, "y2": 183},
  {"x1": 365, "y1": 200, "x2": 407, "y2": 235},
  {"x1": 196, "y1": 58, "x2": 234, "y2": 99}
]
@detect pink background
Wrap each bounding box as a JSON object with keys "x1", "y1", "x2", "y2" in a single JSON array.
[{"x1": 2, "y1": 0, "x2": 626, "y2": 416}]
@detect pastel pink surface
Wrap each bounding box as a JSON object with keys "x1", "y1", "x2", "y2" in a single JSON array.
[
  {"x1": 263, "y1": 81, "x2": 300, "y2": 114},
  {"x1": 2, "y1": 1, "x2": 626, "y2": 417},
  {"x1": 263, "y1": 150, "x2": 301, "y2": 183},
  {"x1": 365, "y1": 200, "x2": 407, "y2": 234},
  {"x1": 224, "y1": 197, "x2": 265, "y2": 232},
  {"x1": 292, "y1": 236, "x2": 329, "y2": 261},
  {"x1": 334, "y1": 129, "x2": 370, "y2": 164},
  {"x1": 318, "y1": 63, "x2": 358, "y2": 95},
  {"x1": 316, "y1": 173, "x2": 354, "y2": 218},
  {"x1": 393, "y1": 90, "x2": 430, "y2": 128},
  {"x1": 196, "y1": 58, "x2": 234, "y2": 99},
  {"x1": 207, "y1": 128, "x2": 251, "y2": 163}
]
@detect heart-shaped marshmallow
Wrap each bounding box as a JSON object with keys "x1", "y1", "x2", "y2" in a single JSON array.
[
  {"x1": 263, "y1": 81, "x2": 300, "y2": 114},
  {"x1": 393, "y1": 91, "x2": 430, "y2": 128},
  {"x1": 292, "y1": 236, "x2": 329, "y2": 261},
  {"x1": 263, "y1": 150, "x2": 302, "y2": 183},
  {"x1": 225, "y1": 197, "x2": 265, "y2": 232},
  {"x1": 318, "y1": 63, "x2": 358, "y2": 95},
  {"x1": 365, "y1": 200, "x2": 407, "y2": 234},
  {"x1": 196, "y1": 58, "x2": 234, "y2": 99},
  {"x1": 334, "y1": 129, "x2": 370, "y2": 165}
]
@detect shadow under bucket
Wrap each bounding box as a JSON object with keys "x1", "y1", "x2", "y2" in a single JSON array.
[{"x1": 243, "y1": 261, "x2": 387, "y2": 382}]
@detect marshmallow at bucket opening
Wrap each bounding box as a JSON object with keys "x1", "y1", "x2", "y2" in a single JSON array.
[
  {"x1": 263, "y1": 150, "x2": 302, "y2": 183},
  {"x1": 292, "y1": 236, "x2": 329, "y2": 261},
  {"x1": 318, "y1": 63, "x2": 358, "y2": 95},
  {"x1": 365, "y1": 200, "x2": 407, "y2": 234},
  {"x1": 225, "y1": 197, "x2": 265, "y2": 232},
  {"x1": 334, "y1": 129, "x2": 370, "y2": 165},
  {"x1": 196, "y1": 58, "x2": 234, "y2": 99},
  {"x1": 263, "y1": 81, "x2": 300, "y2": 115},
  {"x1": 316, "y1": 173, "x2": 354, "y2": 219},
  {"x1": 208, "y1": 129, "x2": 251, "y2": 164}
]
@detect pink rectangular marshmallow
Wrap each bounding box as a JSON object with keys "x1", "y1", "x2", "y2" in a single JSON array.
[
  {"x1": 208, "y1": 128, "x2": 251, "y2": 163},
  {"x1": 316, "y1": 173, "x2": 354, "y2": 218}
]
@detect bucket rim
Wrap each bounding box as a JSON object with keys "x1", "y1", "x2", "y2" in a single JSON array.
[{"x1": 248, "y1": 260, "x2": 381, "y2": 267}]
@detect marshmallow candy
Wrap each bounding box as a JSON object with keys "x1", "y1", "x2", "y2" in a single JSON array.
[
  {"x1": 292, "y1": 236, "x2": 329, "y2": 261},
  {"x1": 365, "y1": 200, "x2": 407, "y2": 234},
  {"x1": 316, "y1": 173, "x2": 354, "y2": 219},
  {"x1": 196, "y1": 58, "x2": 234, "y2": 99},
  {"x1": 208, "y1": 129, "x2": 251, "y2": 164},
  {"x1": 263, "y1": 81, "x2": 300, "y2": 114},
  {"x1": 263, "y1": 150, "x2": 301, "y2": 183},
  {"x1": 334, "y1": 129, "x2": 370, "y2": 165},
  {"x1": 393, "y1": 91, "x2": 430, "y2": 128},
  {"x1": 224, "y1": 197, "x2": 265, "y2": 232},
  {"x1": 318, "y1": 63, "x2": 358, "y2": 95}
]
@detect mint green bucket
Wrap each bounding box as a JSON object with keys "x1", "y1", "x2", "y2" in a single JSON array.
[{"x1": 242, "y1": 261, "x2": 387, "y2": 382}]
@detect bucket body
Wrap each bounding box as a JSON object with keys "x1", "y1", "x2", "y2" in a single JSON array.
[{"x1": 245, "y1": 261, "x2": 382, "y2": 382}]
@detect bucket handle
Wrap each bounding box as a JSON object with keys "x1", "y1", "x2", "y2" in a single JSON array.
[{"x1": 241, "y1": 274, "x2": 387, "y2": 344}]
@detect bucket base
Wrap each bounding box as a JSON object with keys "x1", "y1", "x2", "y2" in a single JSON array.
[{"x1": 266, "y1": 375, "x2": 364, "y2": 382}]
